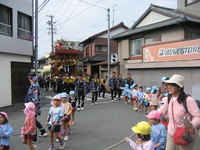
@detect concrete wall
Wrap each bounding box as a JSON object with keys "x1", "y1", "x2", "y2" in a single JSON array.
[
  {"x1": 128, "y1": 67, "x2": 200, "y2": 100},
  {"x1": 0, "y1": 53, "x2": 31, "y2": 107},
  {"x1": 0, "y1": 0, "x2": 32, "y2": 56},
  {"x1": 177, "y1": 0, "x2": 200, "y2": 17},
  {"x1": 117, "y1": 39, "x2": 129, "y2": 78}
]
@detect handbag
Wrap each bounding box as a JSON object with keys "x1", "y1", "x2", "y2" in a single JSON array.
[{"x1": 172, "y1": 102, "x2": 193, "y2": 145}]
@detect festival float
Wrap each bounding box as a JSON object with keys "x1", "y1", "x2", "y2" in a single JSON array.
[{"x1": 49, "y1": 39, "x2": 80, "y2": 76}]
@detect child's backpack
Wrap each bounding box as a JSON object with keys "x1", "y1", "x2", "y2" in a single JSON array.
[{"x1": 168, "y1": 94, "x2": 200, "y2": 116}]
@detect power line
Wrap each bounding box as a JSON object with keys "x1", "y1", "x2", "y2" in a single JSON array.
[{"x1": 57, "y1": 1, "x2": 81, "y2": 33}]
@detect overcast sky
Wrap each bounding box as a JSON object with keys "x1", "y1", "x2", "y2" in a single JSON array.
[{"x1": 38, "y1": 0, "x2": 177, "y2": 58}]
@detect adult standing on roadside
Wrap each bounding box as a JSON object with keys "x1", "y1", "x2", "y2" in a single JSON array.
[
  {"x1": 122, "y1": 73, "x2": 134, "y2": 103},
  {"x1": 109, "y1": 71, "x2": 118, "y2": 101},
  {"x1": 158, "y1": 76, "x2": 169, "y2": 103},
  {"x1": 117, "y1": 74, "x2": 123, "y2": 101},
  {"x1": 24, "y1": 72, "x2": 47, "y2": 143},
  {"x1": 91, "y1": 73, "x2": 100, "y2": 105},
  {"x1": 158, "y1": 74, "x2": 200, "y2": 150}
]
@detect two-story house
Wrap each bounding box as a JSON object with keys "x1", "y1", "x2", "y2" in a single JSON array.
[
  {"x1": 79, "y1": 22, "x2": 128, "y2": 78},
  {"x1": 0, "y1": 0, "x2": 33, "y2": 107},
  {"x1": 113, "y1": 0, "x2": 200, "y2": 99}
]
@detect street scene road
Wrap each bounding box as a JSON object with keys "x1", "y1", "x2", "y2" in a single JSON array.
[{"x1": 2, "y1": 90, "x2": 199, "y2": 150}]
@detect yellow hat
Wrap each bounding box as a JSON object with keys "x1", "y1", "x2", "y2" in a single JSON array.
[{"x1": 131, "y1": 121, "x2": 152, "y2": 135}]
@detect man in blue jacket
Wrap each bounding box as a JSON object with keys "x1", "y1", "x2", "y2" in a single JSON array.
[{"x1": 24, "y1": 72, "x2": 47, "y2": 142}]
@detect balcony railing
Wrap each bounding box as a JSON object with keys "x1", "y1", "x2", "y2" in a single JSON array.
[
  {"x1": 18, "y1": 28, "x2": 32, "y2": 40},
  {"x1": 0, "y1": 22, "x2": 12, "y2": 36}
]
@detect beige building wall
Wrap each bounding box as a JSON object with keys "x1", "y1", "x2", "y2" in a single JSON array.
[
  {"x1": 0, "y1": 53, "x2": 31, "y2": 107},
  {"x1": 117, "y1": 39, "x2": 129, "y2": 78},
  {"x1": 177, "y1": 0, "x2": 200, "y2": 17},
  {"x1": 136, "y1": 11, "x2": 171, "y2": 28}
]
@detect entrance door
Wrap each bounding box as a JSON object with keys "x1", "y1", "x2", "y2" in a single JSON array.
[{"x1": 11, "y1": 62, "x2": 31, "y2": 103}]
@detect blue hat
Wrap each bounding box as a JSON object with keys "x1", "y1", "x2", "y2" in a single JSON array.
[
  {"x1": 133, "y1": 84, "x2": 138, "y2": 88},
  {"x1": 151, "y1": 85, "x2": 157, "y2": 89},
  {"x1": 164, "y1": 93, "x2": 169, "y2": 97},
  {"x1": 70, "y1": 91, "x2": 75, "y2": 95},
  {"x1": 125, "y1": 84, "x2": 129, "y2": 88},
  {"x1": 146, "y1": 87, "x2": 151, "y2": 92},
  {"x1": 61, "y1": 92, "x2": 69, "y2": 98},
  {"x1": 57, "y1": 93, "x2": 62, "y2": 97},
  {"x1": 161, "y1": 77, "x2": 170, "y2": 82},
  {"x1": 130, "y1": 85, "x2": 134, "y2": 89},
  {"x1": 151, "y1": 87, "x2": 158, "y2": 93}
]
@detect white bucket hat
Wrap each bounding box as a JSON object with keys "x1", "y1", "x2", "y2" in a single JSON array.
[{"x1": 164, "y1": 74, "x2": 185, "y2": 88}]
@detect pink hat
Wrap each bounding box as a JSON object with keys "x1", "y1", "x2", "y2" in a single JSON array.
[
  {"x1": 53, "y1": 95, "x2": 61, "y2": 101},
  {"x1": 0, "y1": 112, "x2": 8, "y2": 120},
  {"x1": 24, "y1": 102, "x2": 35, "y2": 115},
  {"x1": 146, "y1": 110, "x2": 161, "y2": 119}
]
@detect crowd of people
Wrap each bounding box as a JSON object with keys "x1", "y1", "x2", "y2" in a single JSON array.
[{"x1": 0, "y1": 72, "x2": 200, "y2": 150}]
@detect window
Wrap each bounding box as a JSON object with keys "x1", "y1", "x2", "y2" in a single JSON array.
[
  {"x1": 95, "y1": 45, "x2": 107, "y2": 52},
  {"x1": 186, "y1": 30, "x2": 200, "y2": 39},
  {"x1": 130, "y1": 38, "x2": 144, "y2": 56},
  {"x1": 86, "y1": 47, "x2": 89, "y2": 58},
  {"x1": 145, "y1": 35, "x2": 161, "y2": 45},
  {"x1": 18, "y1": 12, "x2": 32, "y2": 40},
  {"x1": 186, "y1": 0, "x2": 200, "y2": 5},
  {"x1": 0, "y1": 4, "x2": 12, "y2": 36}
]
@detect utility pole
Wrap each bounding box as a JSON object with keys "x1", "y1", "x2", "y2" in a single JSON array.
[
  {"x1": 107, "y1": 8, "x2": 110, "y2": 80},
  {"x1": 112, "y1": 4, "x2": 117, "y2": 27},
  {"x1": 47, "y1": 15, "x2": 57, "y2": 54},
  {"x1": 35, "y1": 0, "x2": 38, "y2": 78}
]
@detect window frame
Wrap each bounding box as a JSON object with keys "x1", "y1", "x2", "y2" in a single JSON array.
[
  {"x1": 145, "y1": 35, "x2": 161, "y2": 45},
  {"x1": 130, "y1": 38, "x2": 144, "y2": 57},
  {"x1": 185, "y1": 0, "x2": 200, "y2": 6},
  {"x1": 95, "y1": 45, "x2": 108, "y2": 52},
  {"x1": 17, "y1": 11, "x2": 32, "y2": 41},
  {"x1": 0, "y1": 4, "x2": 13, "y2": 36}
]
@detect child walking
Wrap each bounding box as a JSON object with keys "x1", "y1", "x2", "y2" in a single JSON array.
[
  {"x1": 0, "y1": 112, "x2": 13, "y2": 150},
  {"x1": 124, "y1": 121, "x2": 154, "y2": 150},
  {"x1": 150, "y1": 86, "x2": 159, "y2": 110},
  {"x1": 132, "y1": 84, "x2": 139, "y2": 111},
  {"x1": 69, "y1": 91, "x2": 77, "y2": 126},
  {"x1": 143, "y1": 87, "x2": 151, "y2": 115},
  {"x1": 60, "y1": 93, "x2": 72, "y2": 141},
  {"x1": 45, "y1": 95, "x2": 65, "y2": 150},
  {"x1": 146, "y1": 110, "x2": 167, "y2": 150},
  {"x1": 22, "y1": 102, "x2": 37, "y2": 150},
  {"x1": 137, "y1": 86, "x2": 145, "y2": 112},
  {"x1": 123, "y1": 84, "x2": 130, "y2": 105}
]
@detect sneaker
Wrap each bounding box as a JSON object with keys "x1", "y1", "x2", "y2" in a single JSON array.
[
  {"x1": 91, "y1": 103, "x2": 94, "y2": 106},
  {"x1": 39, "y1": 132, "x2": 47, "y2": 138},
  {"x1": 112, "y1": 100, "x2": 114, "y2": 102},
  {"x1": 95, "y1": 102, "x2": 97, "y2": 105},
  {"x1": 64, "y1": 136, "x2": 69, "y2": 141},
  {"x1": 81, "y1": 107, "x2": 84, "y2": 110},
  {"x1": 56, "y1": 139, "x2": 59, "y2": 142},
  {"x1": 114, "y1": 98, "x2": 116, "y2": 101},
  {"x1": 60, "y1": 142, "x2": 65, "y2": 149},
  {"x1": 48, "y1": 145, "x2": 55, "y2": 150},
  {"x1": 32, "y1": 140, "x2": 38, "y2": 144},
  {"x1": 33, "y1": 144, "x2": 37, "y2": 149},
  {"x1": 77, "y1": 108, "x2": 80, "y2": 111}
]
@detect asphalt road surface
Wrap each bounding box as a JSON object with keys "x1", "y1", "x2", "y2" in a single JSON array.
[{"x1": 7, "y1": 90, "x2": 200, "y2": 150}]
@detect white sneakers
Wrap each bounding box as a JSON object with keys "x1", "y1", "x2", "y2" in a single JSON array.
[
  {"x1": 77, "y1": 108, "x2": 80, "y2": 111},
  {"x1": 91, "y1": 103, "x2": 94, "y2": 106},
  {"x1": 39, "y1": 132, "x2": 47, "y2": 138},
  {"x1": 81, "y1": 107, "x2": 84, "y2": 110},
  {"x1": 95, "y1": 102, "x2": 97, "y2": 104},
  {"x1": 64, "y1": 136, "x2": 69, "y2": 141}
]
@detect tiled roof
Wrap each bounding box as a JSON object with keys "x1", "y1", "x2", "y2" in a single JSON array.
[
  {"x1": 112, "y1": 4, "x2": 200, "y2": 40},
  {"x1": 87, "y1": 54, "x2": 108, "y2": 62},
  {"x1": 79, "y1": 22, "x2": 128, "y2": 45}
]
